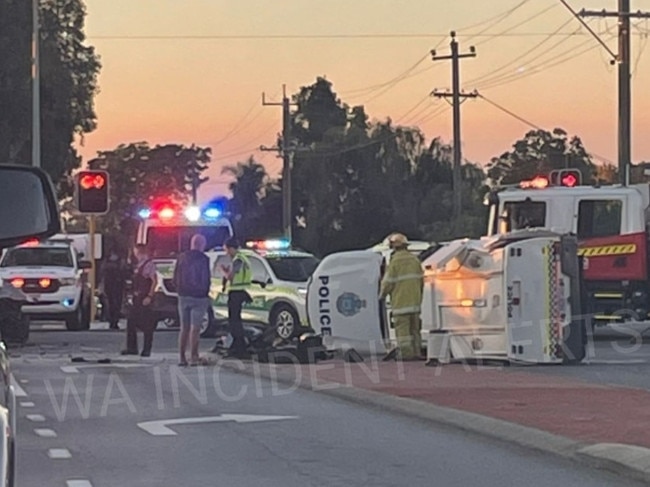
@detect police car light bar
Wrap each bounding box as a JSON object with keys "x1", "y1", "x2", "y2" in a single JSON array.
[
  {"x1": 246, "y1": 239, "x2": 290, "y2": 250},
  {"x1": 519, "y1": 176, "x2": 549, "y2": 189},
  {"x1": 184, "y1": 206, "x2": 201, "y2": 222}
]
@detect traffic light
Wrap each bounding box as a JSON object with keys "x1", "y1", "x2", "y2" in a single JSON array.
[
  {"x1": 549, "y1": 169, "x2": 581, "y2": 187},
  {"x1": 75, "y1": 170, "x2": 109, "y2": 214}
]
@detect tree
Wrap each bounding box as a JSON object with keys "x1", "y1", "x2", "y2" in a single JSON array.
[
  {"x1": 85, "y1": 142, "x2": 211, "y2": 245},
  {"x1": 487, "y1": 128, "x2": 596, "y2": 186},
  {"x1": 0, "y1": 0, "x2": 101, "y2": 195}
]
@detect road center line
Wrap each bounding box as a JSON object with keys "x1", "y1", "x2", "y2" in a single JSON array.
[
  {"x1": 47, "y1": 448, "x2": 71, "y2": 459},
  {"x1": 67, "y1": 480, "x2": 93, "y2": 487},
  {"x1": 20, "y1": 402, "x2": 35, "y2": 408},
  {"x1": 26, "y1": 414, "x2": 45, "y2": 422}
]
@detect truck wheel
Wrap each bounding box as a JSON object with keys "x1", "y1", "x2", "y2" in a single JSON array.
[
  {"x1": 65, "y1": 305, "x2": 84, "y2": 331},
  {"x1": 270, "y1": 304, "x2": 300, "y2": 340}
]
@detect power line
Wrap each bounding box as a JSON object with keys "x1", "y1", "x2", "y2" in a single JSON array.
[
  {"x1": 477, "y1": 93, "x2": 614, "y2": 165},
  {"x1": 87, "y1": 32, "x2": 597, "y2": 41}
]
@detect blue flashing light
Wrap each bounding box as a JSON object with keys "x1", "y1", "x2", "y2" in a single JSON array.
[
  {"x1": 62, "y1": 299, "x2": 75, "y2": 308},
  {"x1": 204, "y1": 207, "x2": 221, "y2": 219},
  {"x1": 138, "y1": 208, "x2": 152, "y2": 219}
]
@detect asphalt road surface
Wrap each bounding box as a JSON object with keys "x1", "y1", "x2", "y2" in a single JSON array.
[{"x1": 10, "y1": 323, "x2": 650, "y2": 487}]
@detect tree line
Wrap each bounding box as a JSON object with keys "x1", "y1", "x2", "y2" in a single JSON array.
[{"x1": 2, "y1": 1, "x2": 646, "y2": 257}]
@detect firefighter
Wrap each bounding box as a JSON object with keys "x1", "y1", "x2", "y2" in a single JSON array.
[
  {"x1": 219, "y1": 238, "x2": 253, "y2": 359},
  {"x1": 380, "y1": 233, "x2": 424, "y2": 361}
]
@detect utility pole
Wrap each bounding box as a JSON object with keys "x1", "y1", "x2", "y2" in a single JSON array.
[
  {"x1": 580, "y1": 1, "x2": 650, "y2": 185},
  {"x1": 32, "y1": 0, "x2": 40, "y2": 168},
  {"x1": 261, "y1": 85, "x2": 298, "y2": 241},
  {"x1": 431, "y1": 31, "x2": 477, "y2": 220}
]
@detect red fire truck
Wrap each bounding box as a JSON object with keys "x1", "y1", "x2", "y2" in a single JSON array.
[{"x1": 486, "y1": 169, "x2": 650, "y2": 324}]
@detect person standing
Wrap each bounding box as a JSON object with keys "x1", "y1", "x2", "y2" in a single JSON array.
[
  {"x1": 173, "y1": 234, "x2": 211, "y2": 366},
  {"x1": 121, "y1": 244, "x2": 157, "y2": 357},
  {"x1": 379, "y1": 233, "x2": 424, "y2": 361},
  {"x1": 219, "y1": 238, "x2": 252, "y2": 359},
  {"x1": 101, "y1": 247, "x2": 126, "y2": 330}
]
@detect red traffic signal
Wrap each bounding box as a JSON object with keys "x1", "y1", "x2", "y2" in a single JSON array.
[
  {"x1": 76, "y1": 170, "x2": 109, "y2": 214},
  {"x1": 549, "y1": 169, "x2": 582, "y2": 187}
]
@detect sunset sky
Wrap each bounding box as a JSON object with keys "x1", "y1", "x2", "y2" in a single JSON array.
[{"x1": 80, "y1": 0, "x2": 650, "y2": 201}]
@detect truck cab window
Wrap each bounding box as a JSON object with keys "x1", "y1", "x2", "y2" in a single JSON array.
[
  {"x1": 578, "y1": 199, "x2": 622, "y2": 238},
  {"x1": 501, "y1": 201, "x2": 546, "y2": 232}
]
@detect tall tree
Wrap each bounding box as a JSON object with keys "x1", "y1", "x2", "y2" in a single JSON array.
[
  {"x1": 0, "y1": 0, "x2": 101, "y2": 194},
  {"x1": 487, "y1": 128, "x2": 596, "y2": 186},
  {"x1": 85, "y1": 142, "x2": 211, "y2": 244}
]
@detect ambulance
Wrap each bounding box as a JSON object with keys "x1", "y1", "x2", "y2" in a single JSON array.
[{"x1": 134, "y1": 199, "x2": 234, "y2": 328}]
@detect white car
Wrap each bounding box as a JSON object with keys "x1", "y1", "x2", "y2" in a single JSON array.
[
  {"x1": 0, "y1": 241, "x2": 92, "y2": 332},
  {"x1": 154, "y1": 240, "x2": 320, "y2": 340}
]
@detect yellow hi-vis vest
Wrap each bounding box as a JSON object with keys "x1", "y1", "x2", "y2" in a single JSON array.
[
  {"x1": 380, "y1": 249, "x2": 424, "y2": 315},
  {"x1": 230, "y1": 251, "x2": 252, "y2": 291}
]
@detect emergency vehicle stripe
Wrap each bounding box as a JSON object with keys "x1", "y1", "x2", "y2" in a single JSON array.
[
  {"x1": 577, "y1": 244, "x2": 636, "y2": 257},
  {"x1": 391, "y1": 305, "x2": 421, "y2": 315}
]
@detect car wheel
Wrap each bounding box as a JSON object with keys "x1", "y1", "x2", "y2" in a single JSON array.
[
  {"x1": 270, "y1": 304, "x2": 299, "y2": 340},
  {"x1": 65, "y1": 305, "x2": 84, "y2": 331}
]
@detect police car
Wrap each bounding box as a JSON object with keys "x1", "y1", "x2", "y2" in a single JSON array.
[
  {"x1": 0, "y1": 240, "x2": 92, "y2": 335},
  {"x1": 156, "y1": 239, "x2": 319, "y2": 339}
]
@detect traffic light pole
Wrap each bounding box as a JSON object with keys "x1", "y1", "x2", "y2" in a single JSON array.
[
  {"x1": 31, "y1": 0, "x2": 40, "y2": 168},
  {"x1": 88, "y1": 215, "x2": 97, "y2": 323}
]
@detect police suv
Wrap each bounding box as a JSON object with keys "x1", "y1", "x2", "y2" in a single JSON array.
[
  {"x1": 156, "y1": 239, "x2": 319, "y2": 339},
  {"x1": 0, "y1": 240, "x2": 92, "y2": 335}
]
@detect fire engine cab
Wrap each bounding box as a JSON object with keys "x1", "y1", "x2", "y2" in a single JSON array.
[{"x1": 486, "y1": 169, "x2": 650, "y2": 324}]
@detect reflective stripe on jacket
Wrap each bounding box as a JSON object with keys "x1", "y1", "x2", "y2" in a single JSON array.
[
  {"x1": 230, "y1": 252, "x2": 252, "y2": 291},
  {"x1": 380, "y1": 249, "x2": 423, "y2": 315}
]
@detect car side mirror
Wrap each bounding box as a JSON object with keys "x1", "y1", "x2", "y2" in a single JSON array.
[
  {"x1": 78, "y1": 260, "x2": 92, "y2": 270},
  {"x1": 0, "y1": 165, "x2": 60, "y2": 249}
]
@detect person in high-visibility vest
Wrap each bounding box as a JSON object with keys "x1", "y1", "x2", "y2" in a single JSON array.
[
  {"x1": 219, "y1": 238, "x2": 253, "y2": 358},
  {"x1": 380, "y1": 233, "x2": 424, "y2": 361}
]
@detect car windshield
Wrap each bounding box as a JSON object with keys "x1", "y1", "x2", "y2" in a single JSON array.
[
  {"x1": 266, "y1": 256, "x2": 319, "y2": 282},
  {"x1": 147, "y1": 225, "x2": 231, "y2": 258},
  {"x1": 0, "y1": 247, "x2": 73, "y2": 267}
]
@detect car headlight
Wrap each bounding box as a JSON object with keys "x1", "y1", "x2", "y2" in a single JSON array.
[
  {"x1": 297, "y1": 288, "x2": 307, "y2": 295},
  {"x1": 59, "y1": 278, "x2": 77, "y2": 286}
]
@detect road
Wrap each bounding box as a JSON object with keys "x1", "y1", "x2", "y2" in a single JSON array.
[{"x1": 10, "y1": 323, "x2": 649, "y2": 487}]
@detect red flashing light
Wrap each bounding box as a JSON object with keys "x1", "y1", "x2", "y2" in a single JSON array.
[
  {"x1": 38, "y1": 278, "x2": 51, "y2": 288},
  {"x1": 21, "y1": 239, "x2": 39, "y2": 247},
  {"x1": 159, "y1": 207, "x2": 175, "y2": 219},
  {"x1": 520, "y1": 176, "x2": 549, "y2": 189}
]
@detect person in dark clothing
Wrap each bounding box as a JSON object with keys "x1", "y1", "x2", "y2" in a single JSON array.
[
  {"x1": 173, "y1": 234, "x2": 211, "y2": 366},
  {"x1": 121, "y1": 244, "x2": 157, "y2": 357},
  {"x1": 219, "y1": 238, "x2": 252, "y2": 359},
  {"x1": 101, "y1": 248, "x2": 126, "y2": 330}
]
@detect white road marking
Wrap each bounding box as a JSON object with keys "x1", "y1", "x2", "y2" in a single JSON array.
[
  {"x1": 67, "y1": 480, "x2": 93, "y2": 487},
  {"x1": 138, "y1": 414, "x2": 298, "y2": 436},
  {"x1": 26, "y1": 414, "x2": 45, "y2": 422},
  {"x1": 34, "y1": 428, "x2": 57, "y2": 438},
  {"x1": 19, "y1": 379, "x2": 28, "y2": 384},
  {"x1": 61, "y1": 363, "x2": 151, "y2": 374},
  {"x1": 47, "y1": 448, "x2": 71, "y2": 459},
  {"x1": 585, "y1": 359, "x2": 647, "y2": 365},
  {"x1": 20, "y1": 402, "x2": 35, "y2": 408},
  {"x1": 10, "y1": 375, "x2": 27, "y2": 397}
]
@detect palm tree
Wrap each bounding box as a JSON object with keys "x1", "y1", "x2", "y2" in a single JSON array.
[{"x1": 221, "y1": 157, "x2": 269, "y2": 238}]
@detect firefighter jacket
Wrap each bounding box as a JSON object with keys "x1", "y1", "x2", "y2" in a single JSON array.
[{"x1": 380, "y1": 249, "x2": 424, "y2": 315}]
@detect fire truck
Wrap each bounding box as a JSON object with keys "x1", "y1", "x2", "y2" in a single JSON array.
[{"x1": 485, "y1": 169, "x2": 650, "y2": 324}]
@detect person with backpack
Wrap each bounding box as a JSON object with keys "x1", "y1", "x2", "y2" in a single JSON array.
[{"x1": 173, "y1": 234, "x2": 211, "y2": 366}]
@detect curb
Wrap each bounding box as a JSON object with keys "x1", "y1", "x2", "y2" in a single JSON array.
[{"x1": 219, "y1": 360, "x2": 650, "y2": 485}]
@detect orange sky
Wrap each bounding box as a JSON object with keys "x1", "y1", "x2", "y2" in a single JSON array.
[{"x1": 79, "y1": 0, "x2": 650, "y2": 201}]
